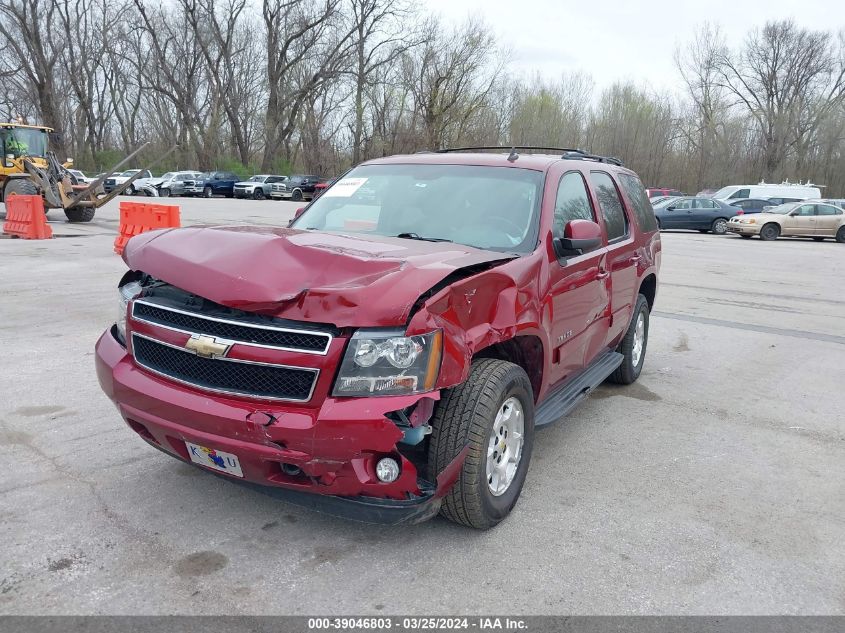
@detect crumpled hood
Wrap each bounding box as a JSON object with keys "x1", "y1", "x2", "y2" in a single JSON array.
[{"x1": 122, "y1": 225, "x2": 514, "y2": 327}]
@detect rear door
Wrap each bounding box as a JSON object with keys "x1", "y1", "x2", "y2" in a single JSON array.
[
  {"x1": 814, "y1": 204, "x2": 844, "y2": 236},
  {"x1": 547, "y1": 170, "x2": 610, "y2": 385},
  {"x1": 589, "y1": 170, "x2": 638, "y2": 351},
  {"x1": 780, "y1": 204, "x2": 817, "y2": 235}
]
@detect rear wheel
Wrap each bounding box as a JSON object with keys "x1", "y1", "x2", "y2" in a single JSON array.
[
  {"x1": 292, "y1": 189, "x2": 303, "y2": 202},
  {"x1": 64, "y1": 207, "x2": 95, "y2": 223},
  {"x1": 760, "y1": 223, "x2": 780, "y2": 241},
  {"x1": 711, "y1": 218, "x2": 728, "y2": 234},
  {"x1": 836, "y1": 226, "x2": 845, "y2": 243},
  {"x1": 608, "y1": 294, "x2": 649, "y2": 385},
  {"x1": 428, "y1": 359, "x2": 535, "y2": 530}
]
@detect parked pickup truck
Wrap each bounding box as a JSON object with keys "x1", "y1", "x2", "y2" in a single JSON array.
[
  {"x1": 186, "y1": 171, "x2": 240, "y2": 198},
  {"x1": 95, "y1": 148, "x2": 661, "y2": 529},
  {"x1": 269, "y1": 174, "x2": 320, "y2": 201}
]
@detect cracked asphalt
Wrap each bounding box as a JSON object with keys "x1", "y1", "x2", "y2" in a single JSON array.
[{"x1": 0, "y1": 197, "x2": 843, "y2": 614}]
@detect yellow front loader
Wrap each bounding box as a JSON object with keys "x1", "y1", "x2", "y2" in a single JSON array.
[{"x1": 0, "y1": 123, "x2": 176, "y2": 222}]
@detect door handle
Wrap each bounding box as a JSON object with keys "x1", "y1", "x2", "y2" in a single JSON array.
[
  {"x1": 630, "y1": 255, "x2": 641, "y2": 264},
  {"x1": 597, "y1": 269, "x2": 609, "y2": 280}
]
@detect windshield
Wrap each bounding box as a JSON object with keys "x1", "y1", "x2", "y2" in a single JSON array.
[
  {"x1": 2, "y1": 127, "x2": 49, "y2": 158},
  {"x1": 160, "y1": 172, "x2": 174, "y2": 179},
  {"x1": 292, "y1": 164, "x2": 544, "y2": 253},
  {"x1": 120, "y1": 170, "x2": 140, "y2": 177},
  {"x1": 248, "y1": 176, "x2": 265, "y2": 182},
  {"x1": 766, "y1": 203, "x2": 800, "y2": 215},
  {"x1": 710, "y1": 186, "x2": 737, "y2": 199}
]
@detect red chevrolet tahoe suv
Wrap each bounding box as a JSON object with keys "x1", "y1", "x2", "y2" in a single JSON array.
[{"x1": 95, "y1": 147, "x2": 661, "y2": 529}]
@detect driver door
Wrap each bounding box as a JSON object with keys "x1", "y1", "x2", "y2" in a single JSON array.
[
  {"x1": 781, "y1": 204, "x2": 816, "y2": 235},
  {"x1": 662, "y1": 198, "x2": 692, "y2": 228},
  {"x1": 547, "y1": 170, "x2": 610, "y2": 387}
]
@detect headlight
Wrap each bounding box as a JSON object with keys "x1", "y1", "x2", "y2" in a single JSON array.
[
  {"x1": 116, "y1": 281, "x2": 143, "y2": 343},
  {"x1": 745, "y1": 219, "x2": 756, "y2": 224},
  {"x1": 333, "y1": 329, "x2": 442, "y2": 397}
]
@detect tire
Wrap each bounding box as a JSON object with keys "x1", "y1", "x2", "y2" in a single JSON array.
[
  {"x1": 253, "y1": 188, "x2": 265, "y2": 200},
  {"x1": 711, "y1": 218, "x2": 728, "y2": 234},
  {"x1": 3, "y1": 177, "x2": 40, "y2": 202},
  {"x1": 292, "y1": 189, "x2": 303, "y2": 202},
  {"x1": 656, "y1": 218, "x2": 662, "y2": 230},
  {"x1": 428, "y1": 359, "x2": 535, "y2": 530},
  {"x1": 836, "y1": 227, "x2": 845, "y2": 244},
  {"x1": 64, "y1": 207, "x2": 95, "y2": 223},
  {"x1": 759, "y1": 223, "x2": 780, "y2": 241},
  {"x1": 608, "y1": 294, "x2": 650, "y2": 385},
  {"x1": 125, "y1": 185, "x2": 135, "y2": 196},
  {"x1": 740, "y1": 235, "x2": 752, "y2": 239},
  {"x1": 159, "y1": 188, "x2": 171, "y2": 197},
  {"x1": 203, "y1": 186, "x2": 213, "y2": 198}
]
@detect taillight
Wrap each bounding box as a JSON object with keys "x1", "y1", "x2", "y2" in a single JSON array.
[{"x1": 736, "y1": 210, "x2": 744, "y2": 215}]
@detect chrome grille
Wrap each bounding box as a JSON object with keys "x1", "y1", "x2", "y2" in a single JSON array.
[
  {"x1": 132, "y1": 300, "x2": 331, "y2": 353},
  {"x1": 131, "y1": 334, "x2": 318, "y2": 401}
]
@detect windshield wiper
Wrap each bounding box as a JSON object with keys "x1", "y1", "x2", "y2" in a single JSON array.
[{"x1": 395, "y1": 232, "x2": 452, "y2": 243}]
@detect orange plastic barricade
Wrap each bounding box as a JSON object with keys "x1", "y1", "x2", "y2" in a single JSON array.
[
  {"x1": 2, "y1": 194, "x2": 52, "y2": 240},
  {"x1": 114, "y1": 201, "x2": 180, "y2": 255}
]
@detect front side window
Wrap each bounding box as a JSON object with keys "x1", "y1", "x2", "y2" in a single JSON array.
[
  {"x1": 618, "y1": 173, "x2": 658, "y2": 232},
  {"x1": 672, "y1": 198, "x2": 693, "y2": 210},
  {"x1": 293, "y1": 163, "x2": 544, "y2": 254},
  {"x1": 553, "y1": 171, "x2": 595, "y2": 237},
  {"x1": 729, "y1": 188, "x2": 750, "y2": 199},
  {"x1": 590, "y1": 172, "x2": 629, "y2": 241},
  {"x1": 794, "y1": 204, "x2": 816, "y2": 217}
]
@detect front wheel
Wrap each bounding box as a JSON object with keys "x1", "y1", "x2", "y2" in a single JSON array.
[
  {"x1": 202, "y1": 186, "x2": 213, "y2": 198},
  {"x1": 253, "y1": 188, "x2": 265, "y2": 200},
  {"x1": 64, "y1": 207, "x2": 95, "y2": 223},
  {"x1": 429, "y1": 359, "x2": 535, "y2": 530},
  {"x1": 159, "y1": 188, "x2": 171, "y2": 197},
  {"x1": 124, "y1": 185, "x2": 135, "y2": 196},
  {"x1": 760, "y1": 223, "x2": 780, "y2": 241},
  {"x1": 608, "y1": 294, "x2": 649, "y2": 385},
  {"x1": 711, "y1": 218, "x2": 728, "y2": 234}
]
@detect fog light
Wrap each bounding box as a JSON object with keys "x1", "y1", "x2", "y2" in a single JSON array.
[{"x1": 375, "y1": 457, "x2": 400, "y2": 483}]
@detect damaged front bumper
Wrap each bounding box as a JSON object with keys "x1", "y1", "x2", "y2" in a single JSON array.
[{"x1": 95, "y1": 327, "x2": 465, "y2": 525}]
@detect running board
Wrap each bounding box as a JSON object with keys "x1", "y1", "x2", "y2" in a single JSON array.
[{"x1": 534, "y1": 351, "x2": 624, "y2": 428}]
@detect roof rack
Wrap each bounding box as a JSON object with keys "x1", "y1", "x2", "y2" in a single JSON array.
[{"x1": 435, "y1": 146, "x2": 624, "y2": 166}]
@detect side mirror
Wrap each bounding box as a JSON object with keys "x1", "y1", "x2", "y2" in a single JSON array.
[
  {"x1": 555, "y1": 219, "x2": 602, "y2": 258},
  {"x1": 294, "y1": 206, "x2": 306, "y2": 219},
  {"x1": 666, "y1": 206, "x2": 676, "y2": 211}
]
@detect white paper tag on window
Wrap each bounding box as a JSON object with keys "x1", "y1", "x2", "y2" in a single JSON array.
[{"x1": 323, "y1": 177, "x2": 368, "y2": 198}]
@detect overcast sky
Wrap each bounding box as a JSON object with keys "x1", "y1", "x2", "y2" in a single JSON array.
[{"x1": 425, "y1": 0, "x2": 840, "y2": 94}]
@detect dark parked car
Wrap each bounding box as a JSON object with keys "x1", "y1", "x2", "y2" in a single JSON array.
[
  {"x1": 187, "y1": 171, "x2": 240, "y2": 198},
  {"x1": 653, "y1": 196, "x2": 740, "y2": 234},
  {"x1": 269, "y1": 174, "x2": 320, "y2": 201},
  {"x1": 766, "y1": 197, "x2": 803, "y2": 206},
  {"x1": 729, "y1": 198, "x2": 773, "y2": 214}
]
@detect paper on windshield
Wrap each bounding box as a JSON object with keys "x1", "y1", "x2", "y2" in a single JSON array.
[{"x1": 323, "y1": 177, "x2": 368, "y2": 198}]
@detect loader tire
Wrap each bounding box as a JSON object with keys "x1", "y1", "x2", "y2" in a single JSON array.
[
  {"x1": 64, "y1": 207, "x2": 95, "y2": 223},
  {"x1": 3, "y1": 177, "x2": 40, "y2": 202}
]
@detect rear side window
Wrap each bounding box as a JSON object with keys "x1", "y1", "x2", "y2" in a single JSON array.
[
  {"x1": 553, "y1": 171, "x2": 596, "y2": 237},
  {"x1": 619, "y1": 173, "x2": 658, "y2": 232},
  {"x1": 590, "y1": 171, "x2": 628, "y2": 240}
]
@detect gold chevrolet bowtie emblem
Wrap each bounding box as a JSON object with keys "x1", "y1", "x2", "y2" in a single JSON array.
[{"x1": 185, "y1": 335, "x2": 231, "y2": 359}]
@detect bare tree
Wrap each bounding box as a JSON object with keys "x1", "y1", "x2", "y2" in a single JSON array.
[{"x1": 716, "y1": 20, "x2": 845, "y2": 180}]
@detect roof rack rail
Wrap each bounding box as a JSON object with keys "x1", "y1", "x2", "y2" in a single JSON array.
[{"x1": 435, "y1": 146, "x2": 624, "y2": 166}]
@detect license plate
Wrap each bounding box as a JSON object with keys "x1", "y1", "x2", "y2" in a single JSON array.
[{"x1": 185, "y1": 442, "x2": 244, "y2": 477}]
